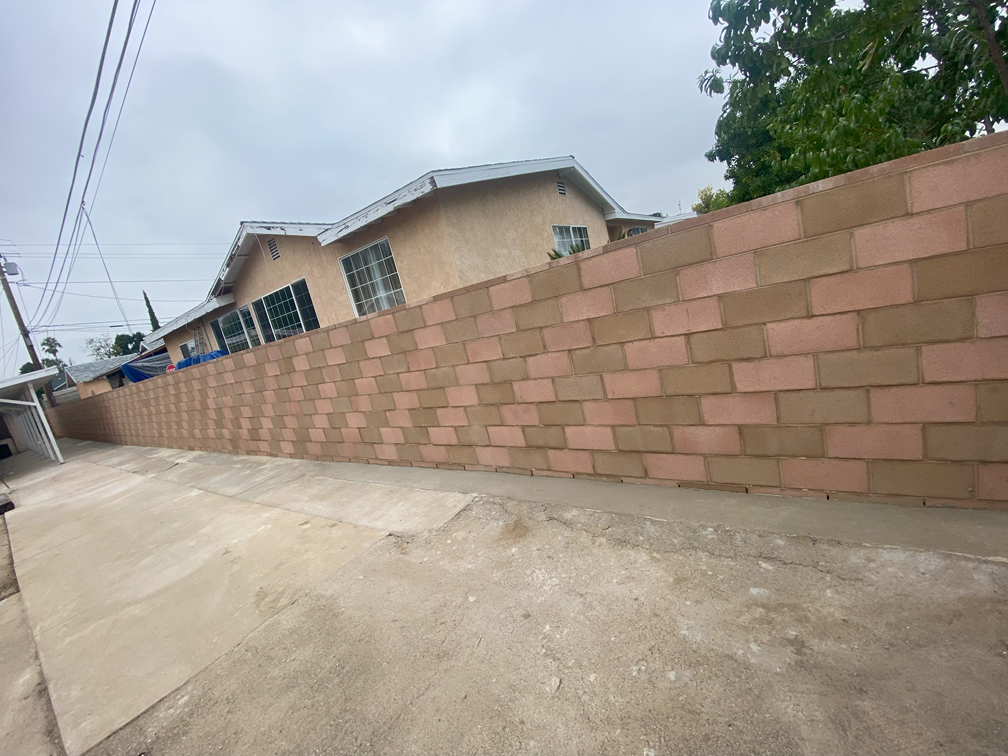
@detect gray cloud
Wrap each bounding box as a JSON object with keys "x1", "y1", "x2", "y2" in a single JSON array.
[{"x1": 0, "y1": 0, "x2": 728, "y2": 367}]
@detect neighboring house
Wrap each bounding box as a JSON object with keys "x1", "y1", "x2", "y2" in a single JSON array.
[
  {"x1": 145, "y1": 157, "x2": 659, "y2": 364},
  {"x1": 65, "y1": 356, "x2": 137, "y2": 399}
]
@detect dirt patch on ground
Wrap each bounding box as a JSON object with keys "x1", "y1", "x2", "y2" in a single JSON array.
[
  {"x1": 88, "y1": 495, "x2": 1007, "y2": 756},
  {"x1": 0, "y1": 518, "x2": 19, "y2": 603}
]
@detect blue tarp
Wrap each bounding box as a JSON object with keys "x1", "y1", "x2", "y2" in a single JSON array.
[
  {"x1": 174, "y1": 350, "x2": 227, "y2": 371},
  {"x1": 121, "y1": 351, "x2": 172, "y2": 383}
]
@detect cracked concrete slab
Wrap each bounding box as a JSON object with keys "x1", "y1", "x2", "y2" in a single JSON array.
[
  {"x1": 3, "y1": 441, "x2": 1005, "y2": 755},
  {"x1": 0, "y1": 517, "x2": 65, "y2": 756},
  {"x1": 85, "y1": 495, "x2": 1008, "y2": 756},
  {"x1": 0, "y1": 444, "x2": 470, "y2": 755}
]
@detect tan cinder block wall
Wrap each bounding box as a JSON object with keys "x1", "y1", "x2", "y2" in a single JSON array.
[{"x1": 47, "y1": 133, "x2": 1008, "y2": 509}]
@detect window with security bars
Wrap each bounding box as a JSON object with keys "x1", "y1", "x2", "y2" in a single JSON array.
[
  {"x1": 210, "y1": 305, "x2": 261, "y2": 354},
  {"x1": 340, "y1": 238, "x2": 406, "y2": 317},
  {"x1": 247, "y1": 278, "x2": 321, "y2": 344},
  {"x1": 551, "y1": 225, "x2": 590, "y2": 257}
]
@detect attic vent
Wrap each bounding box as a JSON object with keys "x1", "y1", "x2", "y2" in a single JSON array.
[
  {"x1": 557, "y1": 180, "x2": 566, "y2": 195},
  {"x1": 267, "y1": 237, "x2": 280, "y2": 261}
]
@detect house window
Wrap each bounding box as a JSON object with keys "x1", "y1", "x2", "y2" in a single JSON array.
[
  {"x1": 210, "y1": 305, "x2": 261, "y2": 354},
  {"x1": 249, "y1": 278, "x2": 321, "y2": 343},
  {"x1": 627, "y1": 226, "x2": 647, "y2": 237},
  {"x1": 552, "y1": 225, "x2": 590, "y2": 256},
  {"x1": 340, "y1": 238, "x2": 406, "y2": 317}
]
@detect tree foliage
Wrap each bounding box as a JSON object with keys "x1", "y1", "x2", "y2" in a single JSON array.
[
  {"x1": 20, "y1": 337, "x2": 66, "y2": 374},
  {"x1": 143, "y1": 290, "x2": 160, "y2": 331},
  {"x1": 114, "y1": 332, "x2": 144, "y2": 356},
  {"x1": 692, "y1": 185, "x2": 735, "y2": 214},
  {"x1": 19, "y1": 358, "x2": 61, "y2": 374},
  {"x1": 83, "y1": 332, "x2": 144, "y2": 361},
  {"x1": 84, "y1": 334, "x2": 119, "y2": 361},
  {"x1": 700, "y1": 0, "x2": 1008, "y2": 202}
]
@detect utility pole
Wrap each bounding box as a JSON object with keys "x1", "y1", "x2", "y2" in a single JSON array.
[{"x1": 0, "y1": 257, "x2": 57, "y2": 408}]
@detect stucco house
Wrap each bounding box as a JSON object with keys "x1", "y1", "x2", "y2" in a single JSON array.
[{"x1": 146, "y1": 157, "x2": 659, "y2": 364}]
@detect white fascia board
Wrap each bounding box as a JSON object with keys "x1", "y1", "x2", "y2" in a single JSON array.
[
  {"x1": 144, "y1": 294, "x2": 236, "y2": 344},
  {"x1": 316, "y1": 156, "x2": 635, "y2": 246},
  {"x1": 432, "y1": 156, "x2": 576, "y2": 188},
  {"x1": 0, "y1": 367, "x2": 59, "y2": 399},
  {"x1": 210, "y1": 222, "x2": 332, "y2": 297},
  {"x1": 139, "y1": 336, "x2": 165, "y2": 352},
  {"x1": 604, "y1": 211, "x2": 663, "y2": 223},
  {"x1": 317, "y1": 176, "x2": 437, "y2": 246},
  {"x1": 655, "y1": 212, "x2": 698, "y2": 227}
]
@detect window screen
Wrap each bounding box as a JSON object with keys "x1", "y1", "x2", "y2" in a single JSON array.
[
  {"x1": 551, "y1": 225, "x2": 590, "y2": 256},
  {"x1": 340, "y1": 239, "x2": 406, "y2": 317}
]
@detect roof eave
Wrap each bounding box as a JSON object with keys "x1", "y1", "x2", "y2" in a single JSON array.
[
  {"x1": 604, "y1": 211, "x2": 662, "y2": 223},
  {"x1": 317, "y1": 175, "x2": 437, "y2": 246},
  {"x1": 210, "y1": 222, "x2": 332, "y2": 298},
  {"x1": 316, "y1": 156, "x2": 635, "y2": 247},
  {"x1": 142, "y1": 293, "x2": 236, "y2": 344}
]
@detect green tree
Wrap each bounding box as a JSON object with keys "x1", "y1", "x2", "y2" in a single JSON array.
[
  {"x1": 83, "y1": 334, "x2": 119, "y2": 360},
  {"x1": 19, "y1": 359, "x2": 60, "y2": 374},
  {"x1": 143, "y1": 290, "x2": 160, "y2": 331},
  {"x1": 699, "y1": 0, "x2": 1008, "y2": 202},
  {"x1": 113, "y1": 332, "x2": 144, "y2": 356},
  {"x1": 40, "y1": 336, "x2": 65, "y2": 367},
  {"x1": 20, "y1": 337, "x2": 66, "y2": 374},
  {"x1": 692, "y1": 185, "x2": 734, "y2": 214}
]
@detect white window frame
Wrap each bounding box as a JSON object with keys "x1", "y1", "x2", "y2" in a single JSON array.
[
  {"x1": 551, "y1": 225, "x2": 590, "y2": 257},
  {"x1": 338, "y1": 237, "x2": 407, "y2": 317},
  {"x1": 626, "y1": 226, "x2": 648, "y2": 237},
  {"x1": 211, "y1": 305, "x2": 260, "y2": 354},
  {"x1": 250, "y1": 278, "x2": 319, "y2": 342}
]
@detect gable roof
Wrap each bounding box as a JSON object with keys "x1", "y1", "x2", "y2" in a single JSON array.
[
  {"x1": 317, "y1": 156, "x2": 657, "y2": 246},
  {"x1": 65, "y1": 355, "x2": 136, "y2": 384},
  {"x1": 209, "y1": 222, "x2": 332, "y2": 298},
  {"x1": 143, "y1": 293, "x2": 236, "y2": 348},
  {"x1": 143, "y1": 157, "x2": 655, "y2": 346}
]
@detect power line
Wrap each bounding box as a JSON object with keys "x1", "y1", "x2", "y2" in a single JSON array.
[
  {"x1": 90, "y1": 0, "x2": 158, "y2": 214},
  {"x1": 12, "y1": 253, "x2": 222, "y2": 259},
  {"x1": 17, "y1": 284, "x2": 202, "y2": 303},
  {"x1": 1, "y1": 242, "x2": 227, "y2": 247},
  {"x1": 28, "y1": 279, "x2": 210, "y2": 284},
  {"x1": 36, "y1": 0, "x2": 145, "y2": 328},
  {"x1": 81, "y1": 203, "x2": 131, "y2": 329},
  {"x1": 35, "y1": 0, "x2": 122, "y2": 323}
]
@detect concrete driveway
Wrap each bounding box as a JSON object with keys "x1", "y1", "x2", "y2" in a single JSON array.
[{"x1": 1, "y1": 440, "x2": 1005, "y2": 755}]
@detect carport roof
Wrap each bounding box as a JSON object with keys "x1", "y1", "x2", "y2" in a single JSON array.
[{"x1": 0, "y1": 367, "x2": 59, "y2": 402}]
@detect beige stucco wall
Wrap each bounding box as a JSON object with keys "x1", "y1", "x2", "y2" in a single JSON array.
[
  {"x1": 158, "y1": 170, "x2": 617, "y2": 352},
  {"x1": 163, "y1": 310, "x2": 226, "y2": 365},
  {"x1": 323, "y1": 193, "x2": 459, "y2": 311},
  {"x1": 437, "y1": 173, "x2": 610, "y2": 287}
]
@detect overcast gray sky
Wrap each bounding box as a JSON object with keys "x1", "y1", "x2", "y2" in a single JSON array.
[{"x1": 0, "y1": 0, "x2": 730, "y2": 370}]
